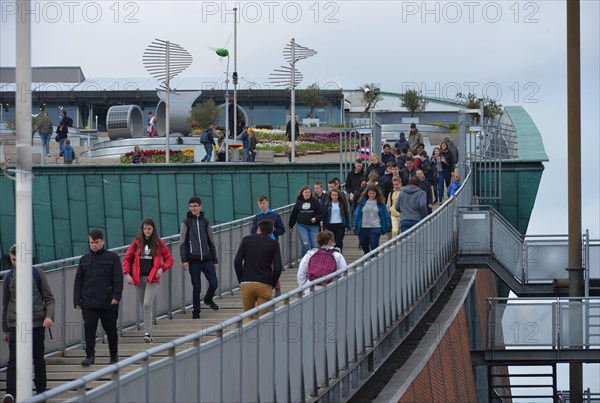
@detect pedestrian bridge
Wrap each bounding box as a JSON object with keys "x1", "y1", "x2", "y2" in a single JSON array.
[{"x1": 1, "y1": 167, "x2": 598, "y2": 402}]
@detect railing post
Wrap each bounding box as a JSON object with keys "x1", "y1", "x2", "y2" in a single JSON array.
[{"x1": 555, "y1": 298, "x2": 561, "y2": 350}]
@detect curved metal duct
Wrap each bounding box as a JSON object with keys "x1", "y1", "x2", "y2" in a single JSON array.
[
  {"x1": 106, "y1": 105, "x2": 144, "y2": 140},
  {"x1": 156, "y1": 91, "x2": 202, "y2": 136}
]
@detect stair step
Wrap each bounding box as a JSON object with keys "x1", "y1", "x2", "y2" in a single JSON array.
[{"x1": 0, "y1": 251, "x2": 351, "y2": 396}]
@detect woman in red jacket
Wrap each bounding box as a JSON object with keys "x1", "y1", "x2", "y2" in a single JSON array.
[{"x1": 123, "y1": 218, "x2": 174, "y2": 343}]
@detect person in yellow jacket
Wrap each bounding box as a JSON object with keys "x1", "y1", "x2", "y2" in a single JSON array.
[{"x1": 386, "y1": 177, "x2": 402, "y2": 238}]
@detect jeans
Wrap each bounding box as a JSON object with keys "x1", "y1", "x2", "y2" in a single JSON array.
[
  {"x1": 40, "y1": 134, "x2": 51, "y2": 156},
  {"x1": 358, "y1": 227, "x2": 381, "y2": 254},
  {"x1": 295, "y1": 223, "x2": 319, "y2": 255},
  {"x1": 134, "y1": 278, "x2": 160, "y2": 334},
  {"x1": 202, "y1": 143, "x2": 213, "y2": 162},
  {"x1": 82, "y1": 308, "x2": 119, "y2": 358},
  {"x1": 436, "y1": 173, "x2": 445, "y2": 202},
  {"x1": 6, "y1": 327, "x2": 47, "y2": 397},
  {"x1": 400, "y1": 219, "x2": 420, "y2": 233},
  {"x1": 189, "y1": 260, "x2": 218, "y2": 316},
  {"x1": 249, "y1": 150, "x2": 256, "y2": 162},
  {"x1": 58, "y1": 137, "x2": 66, "y2": 153},
  {"x1": 242, "y1": 147, "x2": 249, "y2": 161}
]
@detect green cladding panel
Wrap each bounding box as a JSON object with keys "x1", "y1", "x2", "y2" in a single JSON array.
[{"x1": 0, "y1": 163, "x2": 341, "y2": 268}]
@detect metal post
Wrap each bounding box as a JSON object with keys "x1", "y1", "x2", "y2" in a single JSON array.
[
  {"x1": 290, "y1": 38, "x2": 296, "y2": 163},
  {"x1": 225, "y1": 55, "x2": 230, "y2": 162},
  {"x1": 233, "y1": 8, "x2": 238, "y2": 144},
  {"x1": 567, "y1": 1, "x2": 583, "y2": 401},
  {"x1": 15, "y1": 0, "x2": 34, "y2": 398},
  {"x1": 165, "y1": 41, "x2": 171, "y2": 163}
]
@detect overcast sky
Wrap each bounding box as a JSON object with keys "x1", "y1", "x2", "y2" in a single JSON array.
[
  {"x1": 1, "y1": 0, "x2": 599, "y2": 392},
  {"x1": 0, "y1": 0, "x2": 598, "y2": 236}
]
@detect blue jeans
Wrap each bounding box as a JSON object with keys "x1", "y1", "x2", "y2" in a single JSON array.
[
  {"x1": 296, "y1": 223, "x2": 319, "y2": 255},
  {"x1": 358, "y1": 227, "x2": 381, "y2": 254},
  {"x1": 242, "y1": 147, "x2": 249, "y2": 161},
  {"x1": 41, "y1": 134, "x2": 51, "y2": 156},
  {"x1": 437, "y1": 173, "x2": 445, "y2": 202},
  {"x1": 202, "y1": 143, "x2": 213, "y2": 162},
  {"x1": 400, "y1": 219, "x2": 420, "y2": 233},
  {"x1": 189, "y1": 260, "x2": 218, "y2": 316},
  {"x1": 58, "y1": 137, "x2": 66, "y2": 153}
]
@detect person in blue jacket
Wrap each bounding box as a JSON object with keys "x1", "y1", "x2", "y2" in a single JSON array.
[
  {"x1": 447, "y1": 173, "x2": 462, "y2": 198},
  {"x1": 352, "y1": 185, "x2": 392, "y2": 254}
]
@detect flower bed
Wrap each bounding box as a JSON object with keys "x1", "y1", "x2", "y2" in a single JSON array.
[
  {"x1": 120, "y1": 149, "x2": 194, "y2": 164},
  {"x1": 253, "y1": 130, "x2": 349, "y2": 153}
]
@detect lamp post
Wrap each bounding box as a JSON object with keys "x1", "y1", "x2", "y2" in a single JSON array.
[
  {"x1": 233, "y1": 7, "x2": 238, "y2": 143},
  {"x1": 216, "y1": 48, "x2": 231, "y2": 162}
]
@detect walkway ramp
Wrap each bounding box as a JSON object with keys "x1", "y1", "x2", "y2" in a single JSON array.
[
  {"x1": 2, "y1": 235, "x2": 367, "y2": 401},
  {"x1": 457, "y1": 207, "x2": 599, "y2": 297}
]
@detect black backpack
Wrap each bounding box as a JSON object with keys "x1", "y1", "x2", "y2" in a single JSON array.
[
  {"x1": 4, "y1": 268, "x2": 43, "y2": 294},
  {"x1": 65, "y1": 117, "x2": 73, "y2": 127}
]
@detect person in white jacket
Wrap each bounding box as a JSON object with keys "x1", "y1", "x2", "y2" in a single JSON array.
[{"x1": 297, "y1": 230, "x2": 347, "y2": 292}]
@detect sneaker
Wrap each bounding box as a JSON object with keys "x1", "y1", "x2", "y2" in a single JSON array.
[
  {"x1": 205, "y1": 301, "x2": 220, "y2": 311},
  {"x1": 81, "y1": 356, "x2": 95, "y2": 366},
  {"x1": 46, "y1": 154, "x2": 51, "y2": 157},
  {"x1": 109, "y1": 355, "x2": 119, "y2": 364},
  {"x1": 143, "y1": 333, "x2": 153, "y2": 343},
  {"x1": 192, "y1": 312, "x2": 200, "y2": 319},
  {"x1": 3, "y1": 394, "x2": 14, "y2": 403}
]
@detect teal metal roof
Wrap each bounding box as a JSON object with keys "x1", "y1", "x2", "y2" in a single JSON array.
[{"x1": 503, "y1": 106, "x2": 549, "y2": 162}]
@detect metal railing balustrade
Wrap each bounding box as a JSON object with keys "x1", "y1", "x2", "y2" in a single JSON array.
[
  {"x1": 458, "y1": 207, "x2": 599, "y2": 292},
  {"x1": 488, "y1": 297, "x2": 600, "y2": 353},
  {"x1": 0, "y1": 206, "x2": 301, "y2": 368},
  {"x1": 21, "y1": 170, "x2": 474, "y2": 401}
]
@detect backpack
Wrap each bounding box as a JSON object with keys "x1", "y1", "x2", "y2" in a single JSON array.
[
  {"x1": 199, "y1": 130, "x2": 210, "y2": 144},
  {"x1": 66, "y1": 117, "x2": 73, "y2": 127},
  {"x1": 4, "y1": 267, "x2": 43, "y2": 294},
  {"x1": 307, "y1": 249, "x2": 337, "y2": 283}
]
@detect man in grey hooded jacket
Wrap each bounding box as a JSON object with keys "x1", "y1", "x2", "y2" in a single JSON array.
[{"x1": 395, "y1": 176, "x2": 428, "y2": 233}]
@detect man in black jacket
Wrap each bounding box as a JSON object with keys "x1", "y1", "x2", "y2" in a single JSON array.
[
  {"x1": 74, "y1": 229, "x2": 123, "y2": 366},
  {"x1": 345, "y1": 159, "x2": 366, "y2": 207},
  {"x1": 179, "y1": 196, "x2": 220, "y2": 318},
  {"x1": 234, "y1": 220, "x2": 283, "y2": 322}
]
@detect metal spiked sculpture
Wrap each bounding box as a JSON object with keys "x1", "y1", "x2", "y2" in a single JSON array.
[
  {"x1": 269, "y1": 38, "x2": 317, "y2": 162},
  {"x1": 143, "y1": 39, "x2": 193, "y2": 162}
]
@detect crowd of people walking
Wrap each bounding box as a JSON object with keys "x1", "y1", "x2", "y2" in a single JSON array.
[{"x1": 1, "y1": 132, "x2": 464, "y2": 399}]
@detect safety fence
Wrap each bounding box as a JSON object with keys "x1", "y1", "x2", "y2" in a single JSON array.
[
  {"x1": 23, "y1": 169, "x2": 473, "y2": 402},
  {"x1": 0, "y1": 207, "x2": 302, "y2": 367}
]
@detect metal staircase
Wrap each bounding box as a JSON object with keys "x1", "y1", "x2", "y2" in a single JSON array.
[{"x1": 457, "y1": 206, "x2": 599, "y2": 297}]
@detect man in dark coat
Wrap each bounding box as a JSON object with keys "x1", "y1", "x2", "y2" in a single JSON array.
[{"x1": 74, "y1": 229, "x2": 123, "y2": 366}]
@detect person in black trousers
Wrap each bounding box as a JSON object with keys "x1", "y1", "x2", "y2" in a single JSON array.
[
  {"x1": 74, "y1": 229, "x2": 123, "y2": 366},
  {"x1": 2, "y1": 245, "x2": 55, "y2": 402}
]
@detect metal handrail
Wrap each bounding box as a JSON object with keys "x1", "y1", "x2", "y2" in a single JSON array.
[
  {"x1": 25, "y1": 169, "x2": 473, "y2": 402},
  {"x1": 487, "y1": 297, "x2": 600, "y2": 351}
]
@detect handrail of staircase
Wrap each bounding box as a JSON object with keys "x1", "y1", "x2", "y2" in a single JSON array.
[
  {"x1": 0, "y1": 202, "x2": 297, "y2": 277},
  {"x1": 25, "y1": 169, "x2": 474, "y2": 402},
  {"x1": 487, "y1": 296, "x2": 600, "y2": 351}
]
